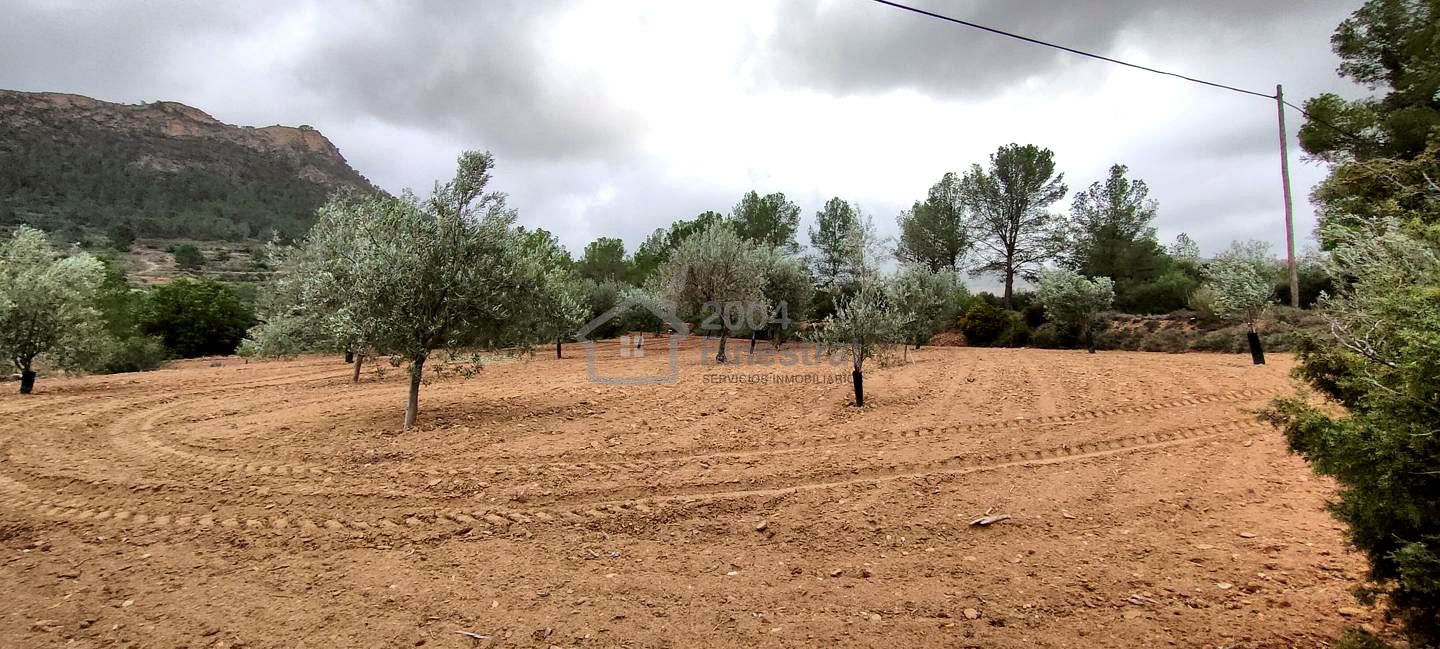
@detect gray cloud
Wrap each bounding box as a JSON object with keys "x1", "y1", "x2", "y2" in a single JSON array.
[
  {"x1": 0, "y1": 2, "x2": 258, "y2": 99},
  {"x1": 751, "y1": 1, "x2": 1353, "y2": 100},
  {"x1": 289, "y1": 1, "x2": 642, "y2": 164}
]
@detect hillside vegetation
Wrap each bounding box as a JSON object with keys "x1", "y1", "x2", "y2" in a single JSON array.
[{"x1": 0, "y1": 90, "x2": 376, "y2": 243}]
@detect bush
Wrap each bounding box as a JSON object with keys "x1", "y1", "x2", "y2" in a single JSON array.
[
  {"x1": 92, "y1": 335, "x2": 168, "y2": 373},
  {"x1": 1029, "y1": 322, "x2": 1063, "y2": 349},
  {"x1": 958, "y1": 301, "x2": 1009, "y2": 346},
  {"x1": 1138, "y1": 328, "x2": 1187, "y2": 353},
  {"x1": 1120, "y1": 268, "x2": 1199, "y2": 315},
  {"x1": 138, "y1": 278, "x2": 254, "y2": 357},
  {"x1": 1192, "y1": 330, "x2": 1239, "y2": 353},
  {"x1": 1187, "y1": 285, "x2": 1219, "y2": 320},
  {"x1": 994, "y1": 313, "x2": 1030, "y2": 347},
  {"x1": 107, "y1": 222, "x2": 136, "y2": 251},
  {"x1": 172, "y1": 244, "x2": 205, "y2": 270},
  {"x1": 1022, "y1": 303, "x2": 1047, "y2": 328}
]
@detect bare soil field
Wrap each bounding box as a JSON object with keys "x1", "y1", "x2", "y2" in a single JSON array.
[{"x1": 0, "y1": 339, "x2": 1376, "y2": 647}]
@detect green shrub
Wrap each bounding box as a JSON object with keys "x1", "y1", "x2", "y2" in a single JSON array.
[
  {"x1": 958, "y1": 301, "x2": 1009, "y2": 346},
  {"x1": 1138, "y1": 328, "x2": 1187, "y2": 353},
  {"x1": 1029, "y1": 322, "x2": 1063, "y2": 349},
  {"x1": 1187, "y1": 285, "x2": 1219, "y2": 320},
  {"x1": 139, "y1": 278, "x2": 254, "y2": 357},
  {"x1": 1120, "y1": 268, "x2": 1199, "y2": 314},
  {"x1": 1333, "y1": 628, "x2": 1391, "y2": 649},
  {"x1": 93, "y1": 335, "x2": 168, "y2": 373},
  {"x1": 172, "y1": 244, "x2": 205, "y2": 270},
  {"x1": 993, "y1": 313, "x2": 1029, "y2": 347},
  {"x1": 1192, "y1": 330, "x2": 1239, "y2": 353},
  {"x1": 1022, "y1": 303, "x2": 1047, "y2": 328}
]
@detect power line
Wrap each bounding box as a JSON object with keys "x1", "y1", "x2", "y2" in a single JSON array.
[
  {"x1": 869, "y1": 0, "x2": 1275, "y2": 99},
  {"x1": 1282, "y1": 99, "x2": 1368, "y2": 144},
  {"x1": 868, "y1": 0, "x2": 1369, "y2": 143}
]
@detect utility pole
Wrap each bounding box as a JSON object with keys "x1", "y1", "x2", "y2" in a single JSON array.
[{"x1": 1275, "y1": 84, "x2": 1299, "y2": 308}]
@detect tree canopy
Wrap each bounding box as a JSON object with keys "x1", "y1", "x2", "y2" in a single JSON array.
[
  {"x1": 895, "y1": 172, "x2": 971, "y2": 272},
  {"x1": 732, "y1": 191, "x2": 801, "y2": 252},
  {"x1": 808, "y1": 198, "x2": 863, "y2": 293},
  {"x1": 963, "y1": 143, "x2": 1068, "y2": 307},
  {"x1": 1299, "y1": 0, "x2": 1440, "y2": 163}
]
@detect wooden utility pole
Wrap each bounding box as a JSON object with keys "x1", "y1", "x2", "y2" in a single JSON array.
[{"x1": 1275, "y1": 84, "x2": 1299, "y2": 308}]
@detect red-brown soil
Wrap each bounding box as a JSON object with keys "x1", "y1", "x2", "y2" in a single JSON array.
[{"x1": 0, "y1": 338, "x2": 1378, "y2": 647}]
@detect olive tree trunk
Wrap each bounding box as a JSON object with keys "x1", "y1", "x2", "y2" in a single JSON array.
[
  {"x1": 1247, "y1": 330, "x2": 1265, "y2": 365},
  {"x1": 352, "y1": 355, "x2": 364, "y2": 383},
  {"x1": 556, "y1": 340, "x2": 563, "y2": 359},
  {"x1": 403, "y1": 354, "x2": 426, "y2": 429},
  {"x1": 716, "y1": 332, "x2": 728, "y2": 363},
  {"x1": 851, "y1": 339, "x2": 864, "y2": 407},
  {"x1": 18, "y1": 369, "x2": 36, "y2": 395}
]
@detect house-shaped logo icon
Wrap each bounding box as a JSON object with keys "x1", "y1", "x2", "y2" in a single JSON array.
[{"x1": 574, "y1": 296, "x2": 689, "y2": 385}]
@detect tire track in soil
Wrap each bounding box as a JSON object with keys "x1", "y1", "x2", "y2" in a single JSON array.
[
  {"x1": 122, "y1": 386, "x2": 1280, "y2": 485},
  {"x1": 0, "y1": 366, "x2": 357, "y2": 500},
  {"x1": 0, "y1": 417, "x2": 1267, "y2": 546}
]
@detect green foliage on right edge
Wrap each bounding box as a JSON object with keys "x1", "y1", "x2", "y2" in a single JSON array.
[
  {"x1": 1273, "y1": 3, "x2": 1440, "y2": 642},
  {"x1": 1262, "y1": 219, "x2": 1440, "y2": 646}
]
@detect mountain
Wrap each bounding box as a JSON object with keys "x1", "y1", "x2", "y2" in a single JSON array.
[{"x1": 0, "y1": 90, "x2": 377, "y2": 242}]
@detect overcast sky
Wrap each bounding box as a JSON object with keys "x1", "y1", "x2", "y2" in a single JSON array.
[{"x1": 1, "y1": 0, "x2": 1368, "y2": 269}]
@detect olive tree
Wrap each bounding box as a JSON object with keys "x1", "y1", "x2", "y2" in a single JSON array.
[
  {"x1": 753, "y1": 247, "x2": 813, "y2": 350},
  {"x1": 517, "y1": 228, "x2": 589, "y2": 358},
  {"x1": 658, "y1": 221, "x2": 765, "y2": 362},
  {"x1": 536, "y1": 267, "x2": 589, "y2": 359},
  {"x1": 809, "y1": 217, "x2": 905, "y2": 406},
  {"x1": 0, "y1": 226, "x2": 106, "y2": 393},
  {"x1": 1203, "y1": 241, "x2": 1278, "y2": 364},
  {"x1": 811, "y1": 281, "x2": 905, "y2": 407},
  {"x1": 242, "y1": 195, "x2": 375, "y2": 381},
  {"x1": 891, "y1": 264, "x2": 963, "y2": 353},
  {"x1": 282, "y1": 151, "x2": 542, "y2": 428},
  {"x1": 1035, "y1": 269, "x2": 1115, "y2": 353}
]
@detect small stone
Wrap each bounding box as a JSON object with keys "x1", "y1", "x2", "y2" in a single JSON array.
[
  {"x1": 1338, "y1": 607, "x2": 1367, "y2": 618},
  {"x1": 121, "y1": 599, "x2": 134, "y2": 607},
  {"x1": 830, "y1": 569, "x2": 843, "y2": 578},
  {"x1": 869, "y1": 613, "x2": 882, "y2": 622},
  {"x1": 755, "y1": 520, "x2": 768, "y2": 532},
  {"x1": 1238, "y1": 532, "x2": 1257, "y2": 539},
  {"x1": 1216, "y1": 582, "x2": 1234, "y2": 590},
  {"x1": 30, "y1": 620, "x2": 60, "y2": 632},
  {"x1": 963, "y1": 608, "x2": 980, "y2": 620},
  {"x1": 1122, "y1": 610, "x2": 1143, "y2": 620},
  {"x1": 860, "y1": 567, "x2": 874, "y2": 578}
]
